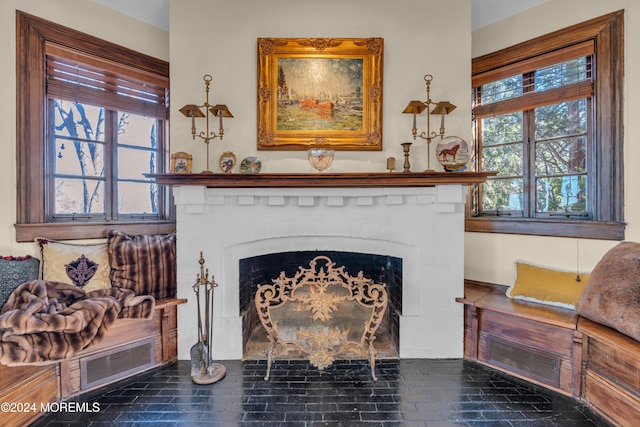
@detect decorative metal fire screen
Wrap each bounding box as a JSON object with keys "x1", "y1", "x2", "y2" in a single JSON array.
[{"x1": 255, "y1": 255, "x2": 388, "y2": 381}]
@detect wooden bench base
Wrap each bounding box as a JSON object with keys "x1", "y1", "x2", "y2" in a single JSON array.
[
  {"x1": 578, "y1": 317, "x2": 640, "y2": 427},
  {"x1": 59, "y1": 298, "x2": 186, "y2": 398},
  {"x1": 0, "y1": 364, "x2": 58, "y2": 426},
  {"x1": 457, "y1": 281, "x2": 582, "y2": 397}
]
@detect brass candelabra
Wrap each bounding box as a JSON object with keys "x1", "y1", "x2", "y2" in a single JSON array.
[
  {"x1": 402, "y1": 74, "x2": 456, "y2": 171},
  {"x1": 179, "y1": 75, "x2": 233, "y2": 173}
]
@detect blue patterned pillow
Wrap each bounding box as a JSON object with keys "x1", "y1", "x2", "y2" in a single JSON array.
[{"x1": 0, "y1": 256, "x2": 40, "y2": 309}]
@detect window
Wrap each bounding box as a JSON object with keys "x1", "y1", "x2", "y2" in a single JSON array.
[
  {"x1": 475, "y1": 46, "x2": 592, "y2": 218},
  {"x1": 16, "y1": 11, "x2": 174, "y2": 242},
  {"x1": 467, "y1": 11, "x2": 624, "y2": 240}
]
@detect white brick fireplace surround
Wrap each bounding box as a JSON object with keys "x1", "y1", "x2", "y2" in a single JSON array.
[{"x1": 169, "y1": 174, "x2": 484, "y2": 361}]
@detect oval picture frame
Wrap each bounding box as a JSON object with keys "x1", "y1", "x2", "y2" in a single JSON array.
[{"x1": 219, "y1": 151, "x2": 237, "y2": 173}]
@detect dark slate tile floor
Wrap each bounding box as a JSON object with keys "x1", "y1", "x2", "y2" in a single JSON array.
[{"x1": 31, "y1": 359, "x2": 611, "y2": 426}]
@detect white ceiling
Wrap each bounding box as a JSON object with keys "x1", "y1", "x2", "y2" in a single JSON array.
[
  {"x1": 92, "y1": 0, "x2": 170, "y2": 30},
  {"x1": 92, "y1": 0, "x2": 549, "y2": 32},
  {"x1": 472, "y1": 0, "x2": 548, "y2": 30}
]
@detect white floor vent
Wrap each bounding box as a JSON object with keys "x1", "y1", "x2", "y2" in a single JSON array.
[{"x1": 80, "y1": 338, "x2": 155, "y2": 390}]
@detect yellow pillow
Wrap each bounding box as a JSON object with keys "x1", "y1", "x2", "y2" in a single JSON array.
[
  {"x1": 506, "y1": 261, "x2": 589, "y2": 309},
  {"x1": 36, "y1": 238, "x2": 111, "y2": 293}
]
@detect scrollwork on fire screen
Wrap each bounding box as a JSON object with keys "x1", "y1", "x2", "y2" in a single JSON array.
[{"x1": 255, "y1": 255, "x2": 388, "y2": 381}]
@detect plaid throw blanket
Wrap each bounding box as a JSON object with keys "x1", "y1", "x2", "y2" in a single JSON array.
[{"x1": 0, "y1": 280, "x2": 154, "y2": 366}]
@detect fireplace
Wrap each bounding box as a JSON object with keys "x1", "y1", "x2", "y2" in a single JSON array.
[
  {"x1": 239, "y1": 250, "x2": 402, "y2": 360},
  {"x1": 168, "y1": 174, "x2": 479, "y2": 361}
]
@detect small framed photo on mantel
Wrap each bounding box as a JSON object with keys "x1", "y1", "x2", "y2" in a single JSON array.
[
  {"x1": 171, "y1": 151, "x2": 193, "y2": 174},
  {"x1": 219, "y1": 151, "x2": 237, "y2": 173}
]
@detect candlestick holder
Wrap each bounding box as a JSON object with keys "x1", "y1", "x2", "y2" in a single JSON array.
[{"x1": 401, "y1": 142, "x2": 412, "y2": 172}]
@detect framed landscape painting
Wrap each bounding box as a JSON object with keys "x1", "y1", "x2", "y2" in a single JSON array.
[{"x1": 257, "y1": 37, "x2": 383, "y2": 151}]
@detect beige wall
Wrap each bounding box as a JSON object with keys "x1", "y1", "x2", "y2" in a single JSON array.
[
  {"x1": 168, "y1": 0, "x2": 473, "y2": 174},
  {"x1": 466, "y1": 0, "x2": 639, "y2": 285},
  {"x1": 0, "y1": 0, "x2": 168, "y2": 255}
]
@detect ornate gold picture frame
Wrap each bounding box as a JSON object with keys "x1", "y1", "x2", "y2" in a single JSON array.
[
  {"x1": 257, "y1": 37, "x2": 383, "y2": 151},
  {"x1": 170, "y1": 151, "x2": 192, "y2": 173}
]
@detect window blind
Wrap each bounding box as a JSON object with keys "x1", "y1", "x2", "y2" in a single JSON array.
[
  {"x1": 473, "y1": 41, "x2": 594, "y2": 118},
  {"x1": 45, "y1": 42, "x2": 168, "y2": 119}
]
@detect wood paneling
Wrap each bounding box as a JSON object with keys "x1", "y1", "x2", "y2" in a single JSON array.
[
  {"x1": 0, "y1": 364, "x2": 58, "y2": 426},
  {"x1": 583, "y1": 372, "x2": 640, "y2": 427},
  {"x1": 579, "y1": 317, "x2": 640, "y2": 425}
]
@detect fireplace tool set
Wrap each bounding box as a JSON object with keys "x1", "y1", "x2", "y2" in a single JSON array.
[{"x1": 190, "y1": 252, "x2": 226, "y2": 384}]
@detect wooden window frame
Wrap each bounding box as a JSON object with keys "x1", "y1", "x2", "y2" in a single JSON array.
[
  {"x1": 466, "y1": 11, "x2": 625, "y2": 240},
  {"x1": 15, "y1": 11, "x2": 175, "y2": 242}
]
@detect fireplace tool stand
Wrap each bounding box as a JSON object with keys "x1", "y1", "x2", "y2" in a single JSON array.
[{"x1": 190, "y1": 252, "x2": 226, "y2": 384}]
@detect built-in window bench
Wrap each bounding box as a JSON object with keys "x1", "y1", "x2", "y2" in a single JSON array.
[
  {"x1": 0, "y1": 297, "x2": 186, "y2": 426},
  {"x1": 458, "y1": 281, "x2": 640, "y2": 426},
  {"x1": 457, "y1": 281, "x2": 582, "y2": 397}
]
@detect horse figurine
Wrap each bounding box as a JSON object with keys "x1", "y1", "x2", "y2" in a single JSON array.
[{"x1": 438, "y1": 144, "x2": 460, "y2": 162}]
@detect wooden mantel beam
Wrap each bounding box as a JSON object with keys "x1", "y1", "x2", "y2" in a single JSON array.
[{"x1": 147, "y1": 171, "x2": 495, "y2": 188}]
